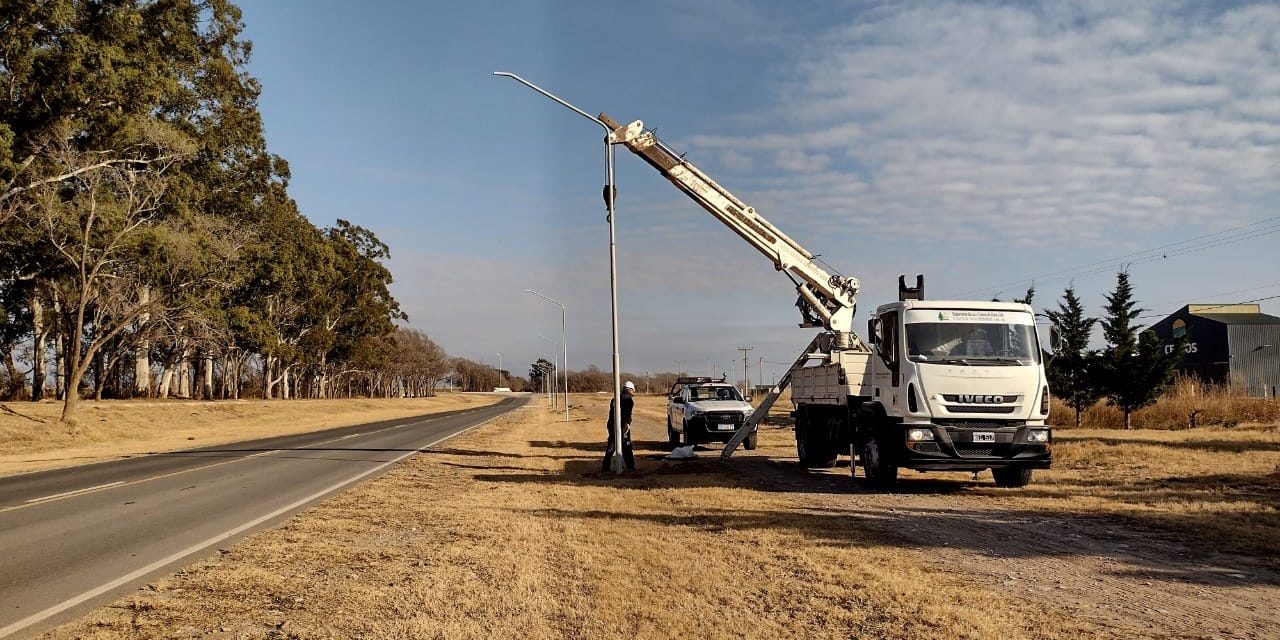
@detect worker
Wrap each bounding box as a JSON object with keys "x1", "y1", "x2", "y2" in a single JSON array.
[{"x1": 602, "y1": 380, "x2": 636, "y2": 472}]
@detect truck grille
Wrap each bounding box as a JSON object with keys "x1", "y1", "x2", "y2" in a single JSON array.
[
  {"x1": 948, "y1": 405, "x2": 1017, "y2": 414},
  {"x1": 705, "y1": 412, "x2": 743, "y2": 424},
  {"x1": 955, "y1": 443, "x2": 997, "y2": 457},
  {"x1": 935, "y1": 419, "x2": 1022, "y2": 428}
]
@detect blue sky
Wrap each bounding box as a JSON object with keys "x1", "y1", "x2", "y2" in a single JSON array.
[{"x1": 238, "y1": 1, "x2": 1280, "y2": 382}]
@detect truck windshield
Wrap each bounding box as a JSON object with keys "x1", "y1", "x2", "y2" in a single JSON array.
[
  {"x1": 689, "y1": 386, "x2": 743, "y2": 401},
  {"x1": 906, "y1": 323, "x2": 1040, "y2": 365}
]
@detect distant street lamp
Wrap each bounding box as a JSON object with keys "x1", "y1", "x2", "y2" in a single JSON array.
[
  {"x1": 525, "y1": 289, "x2": 570, "y2": 420},
  {"x1": 537, "y1": 334, "x2": 560, "y2": 405},
  {"x1": 498, "y1": 71, "x2": 624, "y2": 473}
]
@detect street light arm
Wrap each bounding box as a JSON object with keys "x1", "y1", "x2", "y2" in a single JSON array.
[
  {"x1": 493, "y1": 72, "x2": 611, "y2": 133},
  {"x1": 524, "y1": 288, "x2": 565, "y2": 310}
]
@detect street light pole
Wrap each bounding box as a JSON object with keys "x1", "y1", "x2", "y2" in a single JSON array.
[
  {"x1": 496, "y1": 353, "x2": 503, "y2": 388},
  {"x1": 537, "y1": 334, "x2": 559, "y2": 405},
  {"x1": 496, "y1": 71, "x2": 625, "y2": 473},
  {"x1": 525, "y1": 289, "x2": 570, "y2": 420}
]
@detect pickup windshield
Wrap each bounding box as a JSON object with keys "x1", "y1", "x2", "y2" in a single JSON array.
[
  {"x1": 906, "y1": 322, "x2": 1040, "y2": 365},
  {"x1": 688, "y1": 386, "x2": 743, "y2": 401}
]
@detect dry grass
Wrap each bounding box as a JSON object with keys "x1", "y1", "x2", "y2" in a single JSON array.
[
  {"x1": 1049, "y1": 376, "x2": 1280, "y2": 429},
  {"x1": 47, "y1": 396, "x2": 1111, "y2": 640},
  {"x1": 41, "y1": 393, "x2": 1280, "y2": 639},
  {"x1": 0, "y1": 394, "x2": 500, "y2": 477},
  {"x1": 998, "y1": 424, "x2": 1280, "y2": 562}
]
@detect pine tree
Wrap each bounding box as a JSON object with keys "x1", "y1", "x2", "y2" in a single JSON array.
[
  {"x1": 1096, "y1": 272, "x2": 1179, "y2": 428},
  {"x1": 1044, "y1": 286, "x2": 1099, "y2": 426}
]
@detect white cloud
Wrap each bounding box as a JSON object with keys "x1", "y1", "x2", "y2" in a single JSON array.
[{"x1": 679, "y1": 2, "x2": 1280, "y2": 248}]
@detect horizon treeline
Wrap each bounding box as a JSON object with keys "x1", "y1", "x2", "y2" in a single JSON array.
[{"x1": 0, "y1": 1, "x2": 456, "y2": 420}]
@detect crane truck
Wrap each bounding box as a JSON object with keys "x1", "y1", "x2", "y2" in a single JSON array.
[{"x1": 600, "y1": 114, "x2": 1054, "y2": 488}]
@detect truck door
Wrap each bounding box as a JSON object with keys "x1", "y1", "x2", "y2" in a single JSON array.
[{"x1": 879, "y1": 309, "x2": 902, "y2": 409}]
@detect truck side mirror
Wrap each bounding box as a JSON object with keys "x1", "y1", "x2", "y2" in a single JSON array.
[
  {"x1": 867, "y1": 318, "x2": 879, "y2": 345},
  {"x1": 672, "y1": 397, "x2": 684, "y2": 404}
]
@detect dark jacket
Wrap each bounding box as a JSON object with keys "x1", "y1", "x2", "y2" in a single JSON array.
[{"x1": 606, "y1": 394, "x2": 634, "y2": 429}]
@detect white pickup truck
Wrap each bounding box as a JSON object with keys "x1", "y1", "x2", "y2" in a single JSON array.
[{"x1": 666, "y1": 377, "x2": 758, "y2": 450}]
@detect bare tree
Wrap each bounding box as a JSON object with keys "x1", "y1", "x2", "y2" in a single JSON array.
[{"x1": 24, "y1": 138, "x2": 189, "y2": 421}]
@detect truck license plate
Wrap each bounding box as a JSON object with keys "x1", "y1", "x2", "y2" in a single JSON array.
[
  {"x1": 718, "y1": 423, "x2": 735, "y2": 430},
  {"x1": 973, "y1": 432, "x2": 995, "y2": 443}
]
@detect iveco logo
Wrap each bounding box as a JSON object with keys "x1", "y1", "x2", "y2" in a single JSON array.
[{"x1": 958, "y1": 394, "x2": 1004, "y2": 404}]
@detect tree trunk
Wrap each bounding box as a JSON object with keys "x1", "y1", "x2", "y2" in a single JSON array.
[
  {"x1": 52, "y1": 295, "x2": 67, "y2": 401},
  {"x1": 93, "y1": 349, "x2": 105, "y2": 401},
  {"x1": 133, "y1": 286, "x2": 151, "y2": 397},
  {"x1": 177, "y1": 358, "x2": 191, "y2": 399},
  {"x1": 282, "y1": 366, "x2": 291, "y2": 400},
  {"x1": 31, "y1": 294, "x2": 45, "y2": 401},
  {"x1": 1123, "y1": 408, "x2": 1132, "y2": 430},
  {"x1": 203, "y1": 357, "x2": 214, "y2": 400},
  {"x1": 158, "y1": 353, "x2": 178, "y2": 398},
  {"x1": 4, "y1": 351, "x2": 28, "y2": 401},
  {"x1": 264, "y1": 355, "x2": 275, "y2": 399},
  {"x1": 1074, "y1": 403, "x2": 1082, "y2": 428}
]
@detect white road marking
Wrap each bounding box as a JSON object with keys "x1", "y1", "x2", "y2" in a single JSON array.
[
  {"x1": 23, "y1": 482, "x2": 125, "y2": 504},
  {"x1": 0, "y1": 401, "x2": 518, "y2": 639}
]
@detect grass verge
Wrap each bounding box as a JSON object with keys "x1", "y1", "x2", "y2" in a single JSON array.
[{"x1": 0, "y1": 394, "x2": 500, "y2": 477}]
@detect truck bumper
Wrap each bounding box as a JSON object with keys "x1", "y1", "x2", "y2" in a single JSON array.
[{"x1": 896, "y1": 423, "x2": 1052, "y2": 472}]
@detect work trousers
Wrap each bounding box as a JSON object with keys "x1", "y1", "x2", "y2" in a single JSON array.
[{"x1": 602, "y1": 426, "x2": 635, "y2": 471}]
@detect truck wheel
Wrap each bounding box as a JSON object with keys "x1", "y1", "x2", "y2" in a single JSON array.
[
  {"x1": 666, "y1": 418, "x2": 679, "y2": 450},
  {"x1": 682, "y1": 419, "x2": 697, "y2": 448},
  {"x1": 992, "y1": 467, "x2": 1033, "y2": 488},
  {"x1": 860, "y1": 432, "x2": 898, "y2": 488},
  {"x1": 744, "y1": 430, "x2": 758, "y2": 451},
  {"x1": 796, "y1": 411, "x2": 837, "y2": 468}
]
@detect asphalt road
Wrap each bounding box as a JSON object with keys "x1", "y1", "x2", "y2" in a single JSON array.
[{"x1": 0, "y1": 395, "x2": 526, "y2": 639}]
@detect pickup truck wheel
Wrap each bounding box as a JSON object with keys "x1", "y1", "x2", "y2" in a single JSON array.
[
  {"x1": 666, "y1": 418, "x2": 679, "y2": 450},
  {"x1": 992, "y1": 466, "x2": 1033, "y2": 488},
  {"x1": 860, "y1": 432, "x2": 898, "y2": 488},
  {"x1": 743, "y1": 430, "x2": 758, "y2": 451},
  {"x1": 682, "y1": 419, "x2": 697, "y2": 448}
]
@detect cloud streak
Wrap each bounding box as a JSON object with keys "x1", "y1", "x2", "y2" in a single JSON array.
[{"x1": 679, "y1": 2, "x2": 1280, "y2": 247}]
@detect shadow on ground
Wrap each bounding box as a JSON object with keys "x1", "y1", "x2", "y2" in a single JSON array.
[{"x1": 450, "y1": 434, "x2": 1280, "y2": 587}]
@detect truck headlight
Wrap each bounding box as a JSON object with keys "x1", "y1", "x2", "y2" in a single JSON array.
[
  {"x1": 1026, "y1": 429, "x2": 1050, "y2": 443},
  {"x1": 907, "y1": 428, "x2": 935, "y2": 442}
]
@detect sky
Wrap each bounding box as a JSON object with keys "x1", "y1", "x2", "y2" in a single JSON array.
[{"x1": 237, "y1": 0, "x2": 1280, "y2": 383}]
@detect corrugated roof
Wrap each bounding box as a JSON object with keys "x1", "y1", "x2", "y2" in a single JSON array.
[{"x1": 1192, "y1": 312, "x2": 1280, "y2": 325}]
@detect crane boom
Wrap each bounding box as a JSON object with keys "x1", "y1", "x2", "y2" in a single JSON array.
[{"x1": 600, "y1": 114, "x2": 861, "y2": 347}]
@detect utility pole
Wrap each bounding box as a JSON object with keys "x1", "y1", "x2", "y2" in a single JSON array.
[
  {"x1": 494, "y1": 71, "x2": 624, "y2": 473},
  {"x1": 757, "y1": 356, "x2": 764, "y2": 394},
  {"x1": 737, "y1": 346, "x2": 754, "y2": 398}
]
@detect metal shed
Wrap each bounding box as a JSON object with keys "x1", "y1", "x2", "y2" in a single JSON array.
[{"x1": 1149, "y1": 304, "x2": 1280, "y2": 397}]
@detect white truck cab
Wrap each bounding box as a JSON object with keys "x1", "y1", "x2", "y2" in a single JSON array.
[{"x1": 790, "y1": 296, "x2": 1052, "y2": 487}]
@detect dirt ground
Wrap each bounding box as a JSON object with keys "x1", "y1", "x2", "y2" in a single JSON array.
[
  {"x1": 0, "y1": 394, "x2": 501, "y2": 477},
  {"x1": 44, "y1": 394, "x2": 1279, "y2": 639}
]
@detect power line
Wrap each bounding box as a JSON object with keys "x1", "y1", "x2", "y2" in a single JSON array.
[
  {"x1": 953, "y1": 215, "x2": 1280, "y2": 298},
  {"x1": 1135, "y1": 295, "x2": 1280, "y2": 320},
  {"x1": 1135, "y1": 281, "x2": 1280, "y2": 314}
]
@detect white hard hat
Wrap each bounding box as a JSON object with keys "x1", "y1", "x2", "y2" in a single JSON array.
[{"x1": 623, "y1": 380, "x2": 636, "y2": 391}]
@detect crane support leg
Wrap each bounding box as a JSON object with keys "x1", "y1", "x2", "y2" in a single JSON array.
[{"x1": 721, "y1": 334, "x2": 825, "y2": 460}]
